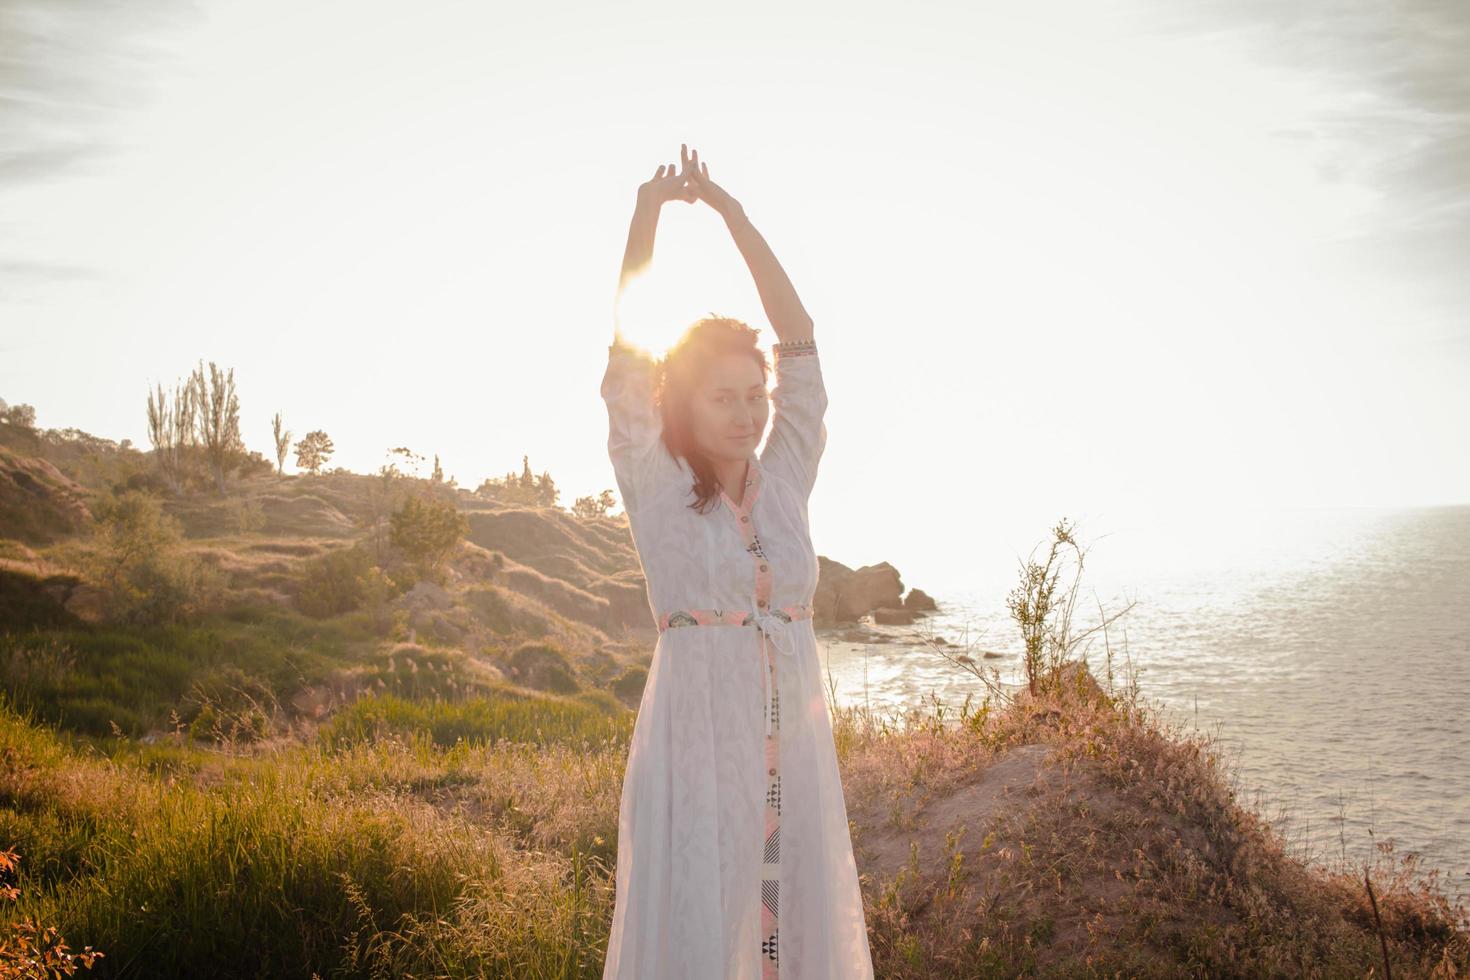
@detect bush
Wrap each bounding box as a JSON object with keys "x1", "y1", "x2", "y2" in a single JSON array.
[
  {"x1": 508, "y1": 642, "x2": 579, "y2": 694},
  {"x1": 296, "y1": 545, "x2": 375, "y2": 619},
  {"x1": 611, "y1": 665, "x2": 648, "y2": 707},
  {"x1": 389, "y1": 495, "x2": 468, "y2": 580},
  {"x1": 0, "y1": 846, "x2": 106, "y2": 977},
  {"x1": 85, "y1": 489, "x2": 224, "y2": 625}
]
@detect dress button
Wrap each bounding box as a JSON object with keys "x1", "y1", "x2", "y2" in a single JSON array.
[
  {"x1": 769, "y1": 768, "x2": 777, "y2": 776},
  {"x1": 740, "y1": 515, "x2": 749, "y2": 523},
  {"x1": 760, "y1": 563, "x2": 768, "y2": 571},
  {"x1": 757, "y1": 599, "x2": 767, "y2": 608}
]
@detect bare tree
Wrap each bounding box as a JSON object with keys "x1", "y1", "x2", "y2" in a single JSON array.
[
  {"x1": 146, "y1": 379, "x2": 198, "y2": 493},
  {"x1": 187, "y1": 361, "x2": 243, "y2": 495},
  {"x1": 271, "y1": 412, "x2": 291, "y2": 476},
  {"x1": 146, "y1": 383, "x2": 172, "y2": 490}
]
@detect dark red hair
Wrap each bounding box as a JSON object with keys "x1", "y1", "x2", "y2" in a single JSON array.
[{"x1": 655, "y1": 315, "x2": 770, "y2": 514}]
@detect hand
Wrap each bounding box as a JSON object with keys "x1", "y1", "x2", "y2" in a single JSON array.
[
  {"x1": 636, "y1": 144, "x2": 699, "y2": 209},
  {"x1": 684, "y1": 147, "x2": 742, "y2": 221}
]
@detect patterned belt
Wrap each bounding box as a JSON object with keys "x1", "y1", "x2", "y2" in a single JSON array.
[{"x1": 657, "y1": 601, "x2": 814, "y2": 737}]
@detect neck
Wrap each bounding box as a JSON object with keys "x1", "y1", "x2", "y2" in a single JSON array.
[{"x1": 713, "y1": 455, "x2": 750, "y2": 506}]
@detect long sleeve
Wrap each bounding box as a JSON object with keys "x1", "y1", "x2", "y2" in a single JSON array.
[
  {"x1": 600, "y1": 336, "x2": 670, "y2": 516},
  {"x1": 759, "y1": 339, "x2": 828, "y2": 500}
]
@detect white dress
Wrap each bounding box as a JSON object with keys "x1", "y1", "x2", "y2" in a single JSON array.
[{"x1": 599, "y1": 335, "x2": 874, "y2": 979}]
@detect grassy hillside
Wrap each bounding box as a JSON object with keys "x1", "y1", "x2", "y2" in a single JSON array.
[{"x1": 0, "y1": 437, "x2": 1466, "y2": 977}]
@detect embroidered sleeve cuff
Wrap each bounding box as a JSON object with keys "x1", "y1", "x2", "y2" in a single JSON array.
[{"x1": 773, "y1": 338, "x2": 818, "y2": 359}]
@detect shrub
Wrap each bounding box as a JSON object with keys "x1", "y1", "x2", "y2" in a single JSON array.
[
  {"x1": 508, "y1": 642, "x2": 579, "y2": 694},
  {"x1": 389, "y1": 494, "x2": 468, "y2": 580},
  {"x1": 612, "y1": 665, "x2": 648, "y2": 707},
  {"x1": 296, "y1": 545, "x2": 374, "y2": 619},
  {"x1": 231, "y1": 496, "x2": 266, "y2": 534},
  {"x1": 0, "y1": 846, "x2": 106, "y2": 978},
  {"x1": 84, "y1": 489, "x2": 224, "y2": 625}
]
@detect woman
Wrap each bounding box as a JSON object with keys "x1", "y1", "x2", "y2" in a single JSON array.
[{"x1": 600, "y1": 144, "x2": 874, "y2": 979}]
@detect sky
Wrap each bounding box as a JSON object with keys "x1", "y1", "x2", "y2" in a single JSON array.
[{"x1": 2, "y1": 0, "x2": 1466, "y2": 594}]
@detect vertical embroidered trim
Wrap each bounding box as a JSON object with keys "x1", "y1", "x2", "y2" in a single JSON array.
[
  {"x1": 761, "y1": 666, "x2": 780, "y2": 977},
  {"x1": 716, "y1": 456, "x2": 781, "y2": 975}
]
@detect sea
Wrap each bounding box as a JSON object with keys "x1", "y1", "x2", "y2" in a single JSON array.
[{"x1": 816, "y1": 504, "x2": 1470, "y2": 905}]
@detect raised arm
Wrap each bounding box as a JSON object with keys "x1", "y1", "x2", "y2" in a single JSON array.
[
  {"x1": 617, "y1": 146, "x2": 698, "y2": 305},
  {"x1": 685, "y1": 148, "x2": 815, "y2": 347},
  {"x1": 602, "y1": 150, "x2": 699, "y2": 514},
  {"x1": 684, "y1": 149, "x2": 827, "y2": 497}
]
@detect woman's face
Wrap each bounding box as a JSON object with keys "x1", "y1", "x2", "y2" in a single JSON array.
[{"x1": 688, "y1": 351, "x2": 770, "y2": 463}]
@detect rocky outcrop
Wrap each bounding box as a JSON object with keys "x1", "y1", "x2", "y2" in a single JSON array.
[
  {"x1": 812, "y1": 558, "x2": 938, "y2": 627},
  {"x1": 813, "y1": 558, "x2": 900, "y2": 625},
  {"x1": 903, "y1": 587, "x2": 937, "y2": 611}
]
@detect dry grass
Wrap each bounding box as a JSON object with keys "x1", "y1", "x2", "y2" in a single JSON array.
[{"x1": 830, "y1": 672, "x2": 1470, "y2": 978}]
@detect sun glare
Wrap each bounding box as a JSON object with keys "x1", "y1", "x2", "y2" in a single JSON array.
[
  {"x1": 614, "y1": 267, "x2": 694, "y2": 355},
  {"x1": 612, "y1": 203, "x2": 767, "y2": 355}
]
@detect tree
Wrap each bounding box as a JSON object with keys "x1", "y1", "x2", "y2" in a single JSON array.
[
  {"x1": 572, "y1": 489, "x2": 618, "y2": 519},
  {"x1": 0, "y1": 399, "x2": 36, "y2": 429},
  {"x1": 474, "y1": 455, "x2": 560, "y2": 507},
  {"x1": 386, "y1": 446, "x2": 425, "y2": 480},
  {"x1": 389, "y1": 493, "x2": 469, "y2": 580},
  {"x1": 431, "y1": 453, "x2": 444, "y2": 484},
  {"x1": 271, "y1": 412, "x2": 291, "y2": 476},
  {"x1": 534, "y1": 469, "x2": 559, "y2": 508},
  {"x1": 146, "y1": 379, "x2": 197, "y2": 493},
  {"x1": 295, "y1": 430, "x2": 334, "y2": 475},
  {"x1": 186, "y1": 360, "x2": 243, "y2": 494},
  {"x1": 0, "y1": 398, "x2": 40, "y2": 453}
]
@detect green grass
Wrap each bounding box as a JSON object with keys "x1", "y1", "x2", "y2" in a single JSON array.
[
  {"x1": 0, "y1": 605, "x2": 373, "y2": 738},
  {"x1": 0, "y1": 690, "x2": 625, "y2": 979},
  {"x1": 316, "y1": 689, "x2": 632, "y2": 751}
]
